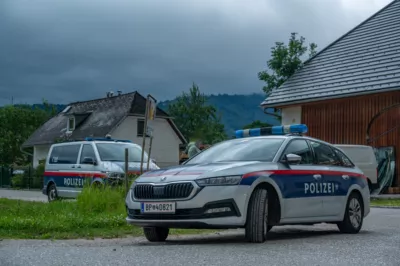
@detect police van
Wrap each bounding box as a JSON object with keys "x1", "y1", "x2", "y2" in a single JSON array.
[
  {"x1": 125, "y1": 124, "x2": 370, "y2": 243},
  {"x1": 43, "y1": 137, "x2": 159, "y2": 202},
  {"x1": 334, "y1": 144, "x2": 378, "y2": 191}
]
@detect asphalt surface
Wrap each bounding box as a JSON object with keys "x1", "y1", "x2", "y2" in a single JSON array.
[
  {"x1": 1, "y1": 208, "x2": 399, "y2": 266},
  {"x1": 0, "y1": 189, "x2": 47, "y2": 202}
]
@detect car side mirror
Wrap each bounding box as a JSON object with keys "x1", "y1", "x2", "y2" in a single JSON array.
[
  {"x1": 82, "y1": 157, "x2": 97, "y2": 165},
  {"x1": 282, "y1": 154, "x2": 302, "y2": 165}
]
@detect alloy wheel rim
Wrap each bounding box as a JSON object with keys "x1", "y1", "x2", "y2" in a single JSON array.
[
  {"x1": 349, "y1": 198, "x2": 362, "y2": 228},
  {"x1": 49, "y1": 189, "x2": 56, "y2": 201}
]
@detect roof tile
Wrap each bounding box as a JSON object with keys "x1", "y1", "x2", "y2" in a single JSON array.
[{"x1": 261, "y1": 0, "x2": 400, "y2": 107}]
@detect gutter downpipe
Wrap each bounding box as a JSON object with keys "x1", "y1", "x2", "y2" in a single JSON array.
[{"x1": 20, "y1": 146, "x2": 33, "y2": 157}]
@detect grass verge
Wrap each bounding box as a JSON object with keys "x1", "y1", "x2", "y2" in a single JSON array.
[
  {"x1": 0, "y1": 185, "x2": 218, "y2": 239},
  {"x1": 370, "y1": 198, "x2": 400, "y2": 207}
]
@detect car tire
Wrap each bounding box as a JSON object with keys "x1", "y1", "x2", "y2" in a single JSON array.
[
  {"x1": 337, "y1": 192, "x2": 364, "y2": 234},
  {"x1": 47, "y1": 184, "x2": 58, "y2": 202},
  {"x1": 143, "y1": 227, "x2": 169, "y2": 242},
  {"x1": 245, "y1": 187, "x2": 269, "y2": 243}
]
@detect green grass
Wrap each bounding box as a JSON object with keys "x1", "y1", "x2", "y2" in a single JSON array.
[
  {"x1": 370, "y1": 198, "x2": 400, "y2": 207},
  {"x1": 0, "y1": 185, "x2": 217, "y2": 239}
]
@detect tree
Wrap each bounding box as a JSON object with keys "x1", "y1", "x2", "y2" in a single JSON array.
[
  {"x1": 0, "y1": 101, "x2": 56, "y2": 165},
  {"x1": 167, "y1": 83, "x2": 227, "y2": 144},
  {"x1": 243, "y1": 120, "x2": 272, "y2": 129},
  {"x1": 258, "y1": 32, "x2": 317, "y2": 94}
]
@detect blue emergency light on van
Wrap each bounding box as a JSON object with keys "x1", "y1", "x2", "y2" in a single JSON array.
[{"x1": 235, "y1": 124, "x2": 308, "y2": 138}]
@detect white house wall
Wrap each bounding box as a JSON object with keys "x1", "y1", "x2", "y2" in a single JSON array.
[
  {"x1": 110, "y1": 116, "x2": 182, "y2": 168},
  {"x1": 33, "y1": 144, "x2": 51, "y2": 168},
  {"x1": 281, "y1": 106, "x2": 302, "y2": 125}
]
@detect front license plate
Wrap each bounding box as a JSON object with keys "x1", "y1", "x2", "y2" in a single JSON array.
[{"x1": 141, "y1": 202, "x2": 176, "y2": 214}]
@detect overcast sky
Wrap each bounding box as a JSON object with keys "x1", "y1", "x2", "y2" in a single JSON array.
[{"x1": 0, "y1": 0, "x2": 393, "y2": 105}]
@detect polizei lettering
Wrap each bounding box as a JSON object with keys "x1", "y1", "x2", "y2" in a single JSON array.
[
  {"x1": 64, "y1": 178, "x2": 84, "y2": 187},
  {"x1": 304, "y1": 182, "x2": 336, "y2": 194}
]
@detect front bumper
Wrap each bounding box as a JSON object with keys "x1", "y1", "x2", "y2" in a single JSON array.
[{"x1": 125, "y1": 185, "x2": 250, "y2": 228}]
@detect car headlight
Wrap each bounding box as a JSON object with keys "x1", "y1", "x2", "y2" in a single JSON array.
[{"x1": 195, "y1": 175, "x2": 242, "y2": 186}]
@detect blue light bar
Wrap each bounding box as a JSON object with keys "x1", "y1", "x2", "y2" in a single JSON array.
[
  {"x1": 84, "y1": 137, "x2": 132, "y2": 143},
  {"x1": 235, "y1": 124, "x2": 308, "y2": 138}
]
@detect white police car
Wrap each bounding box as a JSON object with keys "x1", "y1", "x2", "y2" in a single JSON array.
[{"x1": 125, "y1": 124, "x2": 370, "y2": 243}]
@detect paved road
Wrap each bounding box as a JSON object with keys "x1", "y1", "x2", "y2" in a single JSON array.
[
  {"x1": 1, "y1": 208, "x2": 399, "y2": 266},
  {"x1": 0, "y1": 189, "x2": 47, "y2": 202}
]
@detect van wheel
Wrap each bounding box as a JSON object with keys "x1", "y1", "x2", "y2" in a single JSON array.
[
  {"x1": 245, "y1": 187, "x2": 269, "y2": 243},
  {"x1": 47, "y1": 184, "x2": 58, "y2": 202},
  {"x1": 337, "y1": 192, "x2": 364, "y2": 234},
  {"x1": 143, "y1": 227, "x2": 169, "y2": 242}
]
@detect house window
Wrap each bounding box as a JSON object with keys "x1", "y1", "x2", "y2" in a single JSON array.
[
  {"x1": 137, "y1": 119, "x2": 150, "y2": 137},
  {"x1": 67, "y1": 116, "x2": 75, "y2": 132}
]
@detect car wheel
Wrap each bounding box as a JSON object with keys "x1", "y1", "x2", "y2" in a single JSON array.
[
  {"x1": 245, "y1": 187, "x2": 269, "y2": 243},
  {"x1": 337, "y1": 192, "x2": 364, "y2": 234},
  {"x1": 143, "y1": 227, "x2": 169, "y2": 242},
  {"x1": 47, "y1": 184, "x2": 58, "y2": 202}
]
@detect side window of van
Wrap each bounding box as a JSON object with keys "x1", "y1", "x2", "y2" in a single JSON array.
[
  {"x1": 334, "y1": 149, "x2": 354, "y2": 167},
  {"x1": 49, "y1": 145, "x2": 81, "y2": 164},
  {"x1": 80, "y1": 144, "x2": 96, "y2": 163}
]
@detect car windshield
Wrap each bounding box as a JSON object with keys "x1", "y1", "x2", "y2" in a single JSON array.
[
  {"x1": 96, "y1": 143, "x2": 148, "y2": 162},
  {"x1": 184, "y1": 138, "x2": 285, "y2": 165}
]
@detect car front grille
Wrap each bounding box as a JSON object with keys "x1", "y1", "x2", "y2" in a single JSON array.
[{"x1": 133, "y1": 183, "x2": 194, "y2": 200}]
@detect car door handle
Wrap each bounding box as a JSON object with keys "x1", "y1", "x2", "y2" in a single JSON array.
[
  {"x1": 313, "y1": 174, "x2": 322, "y2": 180},
  {"x1": 76, "y1": 165, "x2": 81, "y2": 168},
  {"x1": 71, "y1": 165, "x2": 75, "y2": 168},
  {"x1": 342, "y1": 175, "x2": 349, "y2": 180}
]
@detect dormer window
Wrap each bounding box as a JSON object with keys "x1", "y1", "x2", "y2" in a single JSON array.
[{"x1": 67, "y1": 116, "x2": 75, "y2": 132}]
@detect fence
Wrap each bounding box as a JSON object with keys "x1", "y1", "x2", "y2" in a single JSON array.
[{"x1": 0, "y1": 166, "x2": 43, "y2": 190}]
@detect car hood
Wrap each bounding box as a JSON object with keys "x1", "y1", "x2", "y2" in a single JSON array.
[
  {"x1": 136, "y1": 161, "x2": 278, "y2": 183},
  {"x1": 101, "y1": 161, "x2": 159, "y2": 174}
]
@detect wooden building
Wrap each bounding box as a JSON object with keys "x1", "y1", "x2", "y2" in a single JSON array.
[{"x1": 261, "y1": 0, "x2": 400, "y2": 189}]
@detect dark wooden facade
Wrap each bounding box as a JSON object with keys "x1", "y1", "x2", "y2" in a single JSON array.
[{"x1": 298, "y1": 90, "x2": 400, "y2": 186}]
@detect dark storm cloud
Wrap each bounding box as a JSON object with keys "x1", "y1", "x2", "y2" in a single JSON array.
[{"x1": 0, "y1": 0, "x2": 392, "y2": 105}]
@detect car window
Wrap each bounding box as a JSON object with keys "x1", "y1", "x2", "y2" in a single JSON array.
[
  {"x1": 49, "y1": 144, "x2": 81, "y2": 164},
  {"x1": 310, "y1": 141, "x2": 341, "y2": 166},
  {"x1": 80, "y1": 144, "x2": 96, "y2": 163},
  {"x1": 334, "y1": 149, "x2": 354, "y2": 167},
  {"x1": 95, "y1": 143, "x2": 148, "y2": 162},
  {"x1": 282, "y1": 139, "x2": 313, "y2": 164},
  {"x1": 184, "y1": 138, "x2": 285, "y2": 165}
]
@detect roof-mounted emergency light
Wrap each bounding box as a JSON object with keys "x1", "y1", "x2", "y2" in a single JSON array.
[
  {"x1": 235, "y1": 124, "x2": 308, "y2": 138},
  {"x1": 84, "y1": 137, "x2": 132, "y2": 143}
]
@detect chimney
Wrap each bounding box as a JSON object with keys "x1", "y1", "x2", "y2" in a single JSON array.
[{"x1": 117, "y1": 90, "x2": 122, "y2": 96}]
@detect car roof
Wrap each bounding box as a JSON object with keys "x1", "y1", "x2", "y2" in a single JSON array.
[
  {"x1": 226, "y1": 134, "x2": 339, "y2": 148},
  {"x1": 51, "y1": 140, "x2": 140, "y2": 147}
]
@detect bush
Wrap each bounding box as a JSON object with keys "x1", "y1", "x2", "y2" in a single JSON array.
[
  {"x1": 11, "y1": 174, "x2": 24, "y2": 188},
  {"x1": 32, "y1": 162, "x2": 45, "y2": 189}
]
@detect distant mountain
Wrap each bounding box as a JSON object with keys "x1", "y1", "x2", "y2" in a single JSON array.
[
  {"x1": 157, "y1": 93, "x2": 280, "y2": 136},
  {"x1": 12, "y1": 93, "x2": 280, "y2": 136}
]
